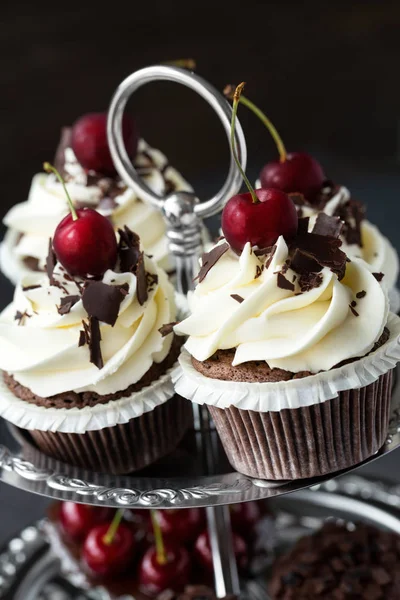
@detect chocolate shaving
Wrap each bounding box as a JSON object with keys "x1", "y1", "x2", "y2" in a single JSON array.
[
  {"x1": 373, "y1": 272, "x2": 384, "y2": 282},
  {"x1": 196, "y1": 243, "x2": 229, "y2": 283},
  {"x1": 146, "y1": 272, "x2": 159, "y2": 292},
  {"x1": 136, "y1": 252, "x2": 148, "y2": 305},
  {"x1": 82, "y1": 281, "x2": 127, "y2": 326},
  {"x1": 349, "y1": 304, "x2": 359, "y2": 317},
  {"x1": 312, "y1": 212, "x2": 344, "y2": 238},
  {"x1": 335, "y1": 197, "x2": 365, "y2": 247},
  {"x1": 57, "y1": 295, "x2": 80, "y2": 315},
  {"x1": 22, "y1": 284, "x2": 41, "y2": 292},
  {"x1": 298, "y1": 272, "x2": 323, "y2": 292},
  {"x1": 78, "y1": 329, "x2": 87, "y2": 347},
  {"x1": 290, "y1": 232, "x2": 347, "y2": 280},
  {"x1": 264, "y1": 245, "x2": 277, "y2": 269},
  {"x1": 231, "y1": 294, "x2": 244, "y2": 303},
  {"x1": 356, "y1": 290, "x2": 367, "y2": 299},
  {"x1": 158, "y1": 322, "x2": 178, "y2": 337},
  {"x1": 118, "y1": 226, "x2": 141, "y2": 273},
  {"x1": 255, "y1": 265, "x2": 264, "y2": 279},
  {"x1": 46, "y1": 238, "x2": 57, "y2": 285},
  {"x1": 297, "y1": 217, "x2": 310, "y2": 235},
  {"x1": 277, "y1": 272, "x2": 295, "y2": 291},
  {"x1": 351, "y1": 300, "x2": 357, "y2": 307},
  {"x1": 14, "y1": 310, "x2": 30, "y2": 325},
  {"x1": 89, "y1": 316, "x2": 103, "y2": 369}
]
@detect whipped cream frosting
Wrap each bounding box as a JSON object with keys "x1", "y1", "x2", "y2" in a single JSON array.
[
  {"x1": 175, "y1": 235, "x2": 389, "y2": 373},
  {"x1": 0, "y1": 251, "x2": 175, "y2": 398},
  {"x1": 2, "y1": 139, "x2": 192, "y2": 276},
  {"x1": 254, "y1": 181, "x2": 399, "y2": 292}
]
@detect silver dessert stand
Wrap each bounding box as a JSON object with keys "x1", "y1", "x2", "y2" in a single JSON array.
[{"x1": 0, "y1": 65, "x2": 400, "y2": 598}]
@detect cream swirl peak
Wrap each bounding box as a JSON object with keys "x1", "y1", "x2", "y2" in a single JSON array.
[
  {"x1": 0, "y1": 228, "x2": 175, "y2": 397},
  {"x1": 175, "y1": 215, "x2": 388, "y2": 373},
  {"x1": 2, "y1": 134, "x2": 192, "y2": 277}
]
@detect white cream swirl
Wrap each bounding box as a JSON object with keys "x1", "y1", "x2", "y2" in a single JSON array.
[
  {"x1": 2, "y1": 139, "x2": 192, "y2": 277},
  {"x1": 175, "y1": 237, "x2": 389, "y2": 373},
  {"x1": 0, "y1": 255, "x2": 175, "y2": 397}
]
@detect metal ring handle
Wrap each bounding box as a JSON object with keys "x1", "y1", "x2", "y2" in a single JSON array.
[{"x1": 107, "y1": 65, "x2": 247, "y2": 219}]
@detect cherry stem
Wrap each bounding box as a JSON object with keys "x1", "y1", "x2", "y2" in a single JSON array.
[
  {"x1": 43, "y1": 162, "x2": 78, "y2": 221},
  {"x1": 163, "y1": 58, "x2": 196, "y2": 70},
  {"x1": 103, "y1": 509, "x2": 124, "y2": 546},
  {"x1": 230, "y1": 83, "x2": 258, "y2": 204},
  {"x1": 150, "y1": 510, "x2": 167, "y2": 566},
  {"x1": 224, "y1": 85, "x2": 287, "y2": 163}
]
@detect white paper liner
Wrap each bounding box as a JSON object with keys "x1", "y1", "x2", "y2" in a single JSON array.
[
  {"x1": 0, "y1": 365, "x2": 176, "y2": 434},
  {"x1": 173, "y1": 313, "x2": 400, "y2": 413}
]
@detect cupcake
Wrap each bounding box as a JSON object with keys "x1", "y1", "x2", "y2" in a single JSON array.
[
  {"x1": 1, "y1": 112, "x2": 193, "y2": 284},
  {"x1": 269, "y1": 521, "x2": 400, "y2": 599},
  {"x1": 0, "y1": 206, "x2": 191, "y2": 473},
  {"x1": 222, "y1": 86, "x2": 399, "y2": 309},
  {"x1": 173, "y1": 208, "x2": 400, "y2": 480}
]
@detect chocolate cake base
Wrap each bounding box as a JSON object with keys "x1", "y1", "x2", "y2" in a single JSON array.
[
  {"x1": 209, "y1": 368, "x2": 393, "y2": 480},
  {"x1": 269, "y1": 521, "x2": 400, "y2": 599}
]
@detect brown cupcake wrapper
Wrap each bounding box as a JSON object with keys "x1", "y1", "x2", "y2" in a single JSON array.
[
  {"x1": 209, "y1": 369, "x2": 393, "y2": 480},
  {"x1": 30, "y1": 394, "x2": 192, "y2": 474}
]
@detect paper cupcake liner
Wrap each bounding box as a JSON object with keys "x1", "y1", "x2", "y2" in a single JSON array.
[
  {"x1": 173, "y1": 313, "x2": 400, "y2": 413},
  {"x1": 29, "y1": 394, "x2": 192, "y2": 474},
  {"x1": 209, "y1": 369, "x2": 392, "y2": 480},
  {"x1": 0, "y1": 365, "x2": 179, "y2": 434}
]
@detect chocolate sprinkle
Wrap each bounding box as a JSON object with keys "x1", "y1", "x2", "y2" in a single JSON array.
[
  {"x1": 89, "y1": 316, "x2": 103, "y2": 369},
  {"x1": 356, "y1": 290, "x2": 367, "y2": 299},
  {"x1": 82, "y1": 281, "x2": 127, "y2": 326},
  {"x1": 350, "y1": 304, "x2": 359, "y2": 317},
  {"x1": 78, "y1": 329, "x2": 87, "y2": 347},
  {"x1": 158, "y1": 322, "x2": 178, "y2": 337},
  {"x1": 373, "y1": 272, "x2": 384, "y2": 282},
  {"x1": 255, "y1": 265, "x2": 264, "y2": 279},
  {"x1": 57, "y1": 295, "x2": 80, "y2": 315},
  {"x1": 297, "y1": 216, "x2": 310, "y2": 235},
  {"x1": 277, "y1": 272, "x2": 295, "y2": 291},
  {"x1": 312, "y1": 212, "x2": 344, "y2": 238},
  {"x1": 22, "y1": 284, "x2": 41, "y2": 291},
  {"x1": 118, "y1": 226, "x2": 141, "y2": 273},
  {"x1": 136, "y1": 252, "x2": 148, "y2": 305},
  {"x1": 298, "y1": 272, "x2": 323, "y2": 292},
  {"x1": 231, "y1": 294, "x2": 244, "y2": 303},
  {"x1": 264, "y1": 245, "x2": 277, "y2": 269},
  {"x1": 291, "y1": 232, "x2": 347, "y2": 280},
  {"x1": 196, "y1": 242, "x2": 229, "y2": 283},
  {"x1": 14, "y1": 310, "x2": 30, "y2": 325},
  {"x1": 46, "y1": 238, "x2": 57, "y2": 285}
]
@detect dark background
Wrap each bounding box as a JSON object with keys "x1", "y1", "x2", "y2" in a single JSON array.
[{"x1": 1, "y1": 0, "x2": 400, "y2": 545}]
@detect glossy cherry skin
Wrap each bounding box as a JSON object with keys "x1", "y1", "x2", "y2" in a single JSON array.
[
  {"x1": 230, "y1": 502, "x2": 263, "y2": 540},
  {"x1": 71, "y1": 112, "x2": 138, "y2": 176},
  {"x1": 53, "y1": 208, "x2": 118, "y2": 277},
  {"x1": 59, "y1": 503, "x2": 114, "y2": 541},
  {"x1": 259, "y1": 152, "x2": 325, "y2": 204},
  {"x1": 194, "y1": 530, "x2": 248, "y2": 574},
  {"x1": 138, "y1": 542, "x2": 191, "y2": 595},
  {"x1": 82, "y1": 522, "x2": 136, "y2": 577},
  {"x1": 156, "y1": 509, "x2": 205, "y2": 545},
  {"x1": 221, "y1": 188, "x2": 298, "y2": 254}
]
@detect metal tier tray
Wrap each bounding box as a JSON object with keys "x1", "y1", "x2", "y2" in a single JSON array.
[
  {"x1": 1, "y1": 474, "x2": 400, "y2": 600},
  {"x1": 0, "y1": 364, "x2": 398, "y2": 509}
]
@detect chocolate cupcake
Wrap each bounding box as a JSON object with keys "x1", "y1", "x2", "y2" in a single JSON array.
[
  {"x1": 174, "y1": 214, "x2": 400, "y2": 480},
  {"x1": 269, "y1": 521, "x2": 400, "y2": 599},
  {"x1": 0, "y1": 226, "x2": 191, "y2": 473}
]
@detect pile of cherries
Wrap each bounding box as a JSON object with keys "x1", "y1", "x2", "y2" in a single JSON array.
[{"x1": 58, "y1": 499, "x2": 269, "y2": 596}]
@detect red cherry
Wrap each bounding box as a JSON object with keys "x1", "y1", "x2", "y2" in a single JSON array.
[
  {"x1": 221, "y1": 188, "x2": 298, "y2": 254},
  {"x1": 260, "y1": 152, "x2": 325, "y2": 203},
  {"x1": 194, "y1": 530, "x2": 248, "y2": 574},
  {"x1": 59, "y1": 502, "x2": 114, "y2": 541},
  {"x1": 230, "y1": 502, "x2": 263, "y2": 540},
  {"x1": 156, "y1": 509, "x2": 205, "y2": 545},
  {"x1": 82, "y1": 522, "x2": 136, "y2": 577},
  {"x1": 71, "y1": 112, "x2": 138, "y2": 176},
  {"x1": 53, "y1": 208, "x2": 118, "y2": 277},
  {"x1": 138, "y1": 542, "x2": 191, "y2": 595}
]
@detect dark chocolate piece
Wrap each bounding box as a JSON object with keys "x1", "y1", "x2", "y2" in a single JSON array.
[
  {"x1": 373, "y1": 272, "x2": 384, "y2": 282},
  {"x1": 117, "y1": 226, "x2": 141, "y2": 273},
  {"x1": 291, "y1": 232, "x2": 347, "y2": 280},
  {"x1": 22, "y1": 284, "x2": 41, "y2": 291},
  {"x1": 297, "y1": 216, "x2": 310, "y2": 235},
  {"x1": 136, "y1": 252, "x2": 148, "y2": 305},
  {"x1": 264, "y1": 245, "x2": 277, "y2": 269},
  {"x1": 349, "y1": 304, "x2": 359, "y2": 317},
  {"x1": 356, "y1": 290, "x2": 367, "y2": 299},
  {"x1": 231, "y1": 294, "x2": 244, "y2": 303},
  {"x1": 14, "y1": 310, "x2": 30, "y2": 325},
  {"x1": 255, "y1": 265, "x2": 264, "y2": 279},
  {"x1": 196, "y1": 243, "x2": 229, "y2": 283},
  {"x1": 78, "y1": 329, "x2": 87, "y2": 347},
  {"x1": 158, "y1": 322, "x2": 178, "y2": 337},
  {"x1": 89, "y1": 316, "x2": 103, "y2": 369},
  {"x1": 82, "y1": 282, "x2": 127, "y2": 326},
  {"x1": 46, "y1": 238, "x2": 57, "y2": 284},
  {"x1": 277, "y1": 272, "x2": 295, "y2": 291},
  {"x1": 57, "y1": 295, "x2": 80, "y2": 316},
  {"x1": 298, "y1": 272, "x2": 323, "y2": 292},
  {"x1": 312, "y1": 212, "x2": 343, "y2": 238}
]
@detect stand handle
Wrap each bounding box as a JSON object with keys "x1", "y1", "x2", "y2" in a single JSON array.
[{"x1": 107, "y1": 64, "x2": 247, "y2": 598}]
